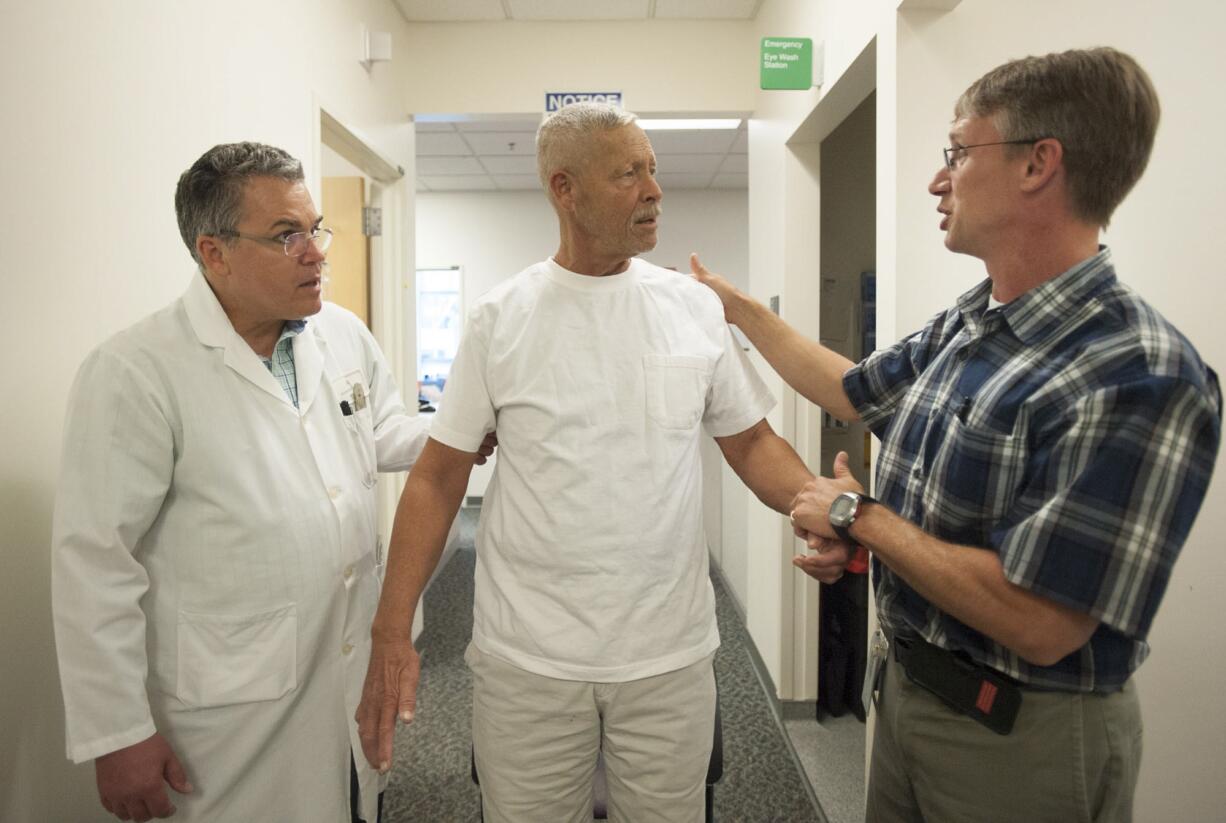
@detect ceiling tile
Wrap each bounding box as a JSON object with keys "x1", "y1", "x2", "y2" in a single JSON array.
[
  {"x1": 418, "y1": 175, "x2": 499, "y2": 191},
  {"x1": 656, "y1": 172, "x2": 715, "y2": 190},
  {"x1": 654, "y1": 0, "x2": 758, "y2": 19},
  {"x1": 647, "y1": 129, "x2": 738, "y2": 154},
  {"x1": 656, "y1": 154, "x2": 723, "y2": 175},
  {"x1": 463, "y1": 131, "x2": 539, "y2": 156},
  {"x1": 710, "y1": 173, "x2": 748, "y2": 189},
  {"x1": 394, "y1": 0, "x2": 506, "y2": 21},
  {"x1": 507, "y1": 0, "x2": 649, "y2": 20},
  {"x1": 719, "y1": 154, "x2": 748, "y2": 173},
  {"x1": 730, "y1": 130, "x2": 748, "y2": 152},
  {"x1": 481, "y1": 156, "x2": 540, "y2": 175},
  {"x1": 417, "y1": 156, "x2": 486, "y2": 175},
  {"x1": 493, "y1": 175, "x2": 545, "y2": 190},
  {"x1": 415, "y1": 133, "x2": 473, "y2": 156}
]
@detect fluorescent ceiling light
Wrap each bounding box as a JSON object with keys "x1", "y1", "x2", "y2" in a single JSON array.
[{"x1": 637, "y1": 118, "x2": 742, "y2": 131}]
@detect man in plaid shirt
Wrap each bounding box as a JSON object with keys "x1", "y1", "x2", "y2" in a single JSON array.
[{"x1": 693, "y1": 48, "x2": 1221, "y2": 822}]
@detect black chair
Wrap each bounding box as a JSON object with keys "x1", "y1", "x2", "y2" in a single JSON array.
[{"x1": 472, "y1": 698, "x2": 723, "y2": 821}]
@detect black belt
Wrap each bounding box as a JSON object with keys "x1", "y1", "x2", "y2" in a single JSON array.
[{"x1": 892, "y1": 634, "x2": 1022, "y2": 735}]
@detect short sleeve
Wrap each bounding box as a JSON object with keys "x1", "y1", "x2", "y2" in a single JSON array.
[
  {"x1": 702, "y1": 321, "x2": 777, "y2": 438},
  {"x1": 428, "y1": 310, "x2": 497, "y2": 453},
  {"x1": 845, "y1": 308, "x2": 956, "y2": 436},
  {"x1": 996, "y1": 376, "x2": 1221, "y2": 638}
]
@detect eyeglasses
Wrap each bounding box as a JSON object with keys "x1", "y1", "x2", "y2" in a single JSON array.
[
  {"x1": 942, "y1": 139, "x2": 1047, "y2": 171},
  {"x1": 219, "y1": 227, "x2": 334, "y2": 257}
]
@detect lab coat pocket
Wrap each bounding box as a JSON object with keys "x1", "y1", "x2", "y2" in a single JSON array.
[
  {"x1": 332, "y1": 372, "x2": 377, "y2": 487},
  {"x1": 643, "y1": 354, "x2": 710, "y2": 430},
  {"x1": 176, "y1": 603, "x2": 297, "y2": 709}
]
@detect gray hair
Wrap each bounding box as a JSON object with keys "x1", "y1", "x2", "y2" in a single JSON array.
[
  {"x1": 174, "y1": 142, "x2": 304, "y2": 268},
  {"x1": 536, "y1": 102, "x2": 638, "y2": 200},
  {"x1": 955, "y1": 47, "x2": 1159, "y2": 228}
]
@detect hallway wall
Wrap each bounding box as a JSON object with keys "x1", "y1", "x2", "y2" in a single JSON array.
[{"x1": 399, "y1": 20, "x2": 757, "y2": 115}]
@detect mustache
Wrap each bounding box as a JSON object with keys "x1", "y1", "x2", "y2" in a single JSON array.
[{"x1": 633, "y1": 207, "x2": 662, "y2": 222}]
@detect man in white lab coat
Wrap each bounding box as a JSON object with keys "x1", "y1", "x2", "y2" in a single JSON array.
[{"x1": 52, "y1": 142, "x2": 489, "y2": 822}]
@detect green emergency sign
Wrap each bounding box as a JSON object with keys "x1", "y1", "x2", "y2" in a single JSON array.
[{"x1": 760, "y1": 37, "x2": 812, "y2": 90}]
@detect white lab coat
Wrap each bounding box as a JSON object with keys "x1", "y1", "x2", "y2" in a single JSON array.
[{"x1": 52, "y1": 272, "x2": 428, "y2": 822}]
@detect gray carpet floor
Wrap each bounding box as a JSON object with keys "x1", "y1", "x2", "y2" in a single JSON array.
[{"x1": 383, "y1": 509, "x2": 825, "y2": 822}]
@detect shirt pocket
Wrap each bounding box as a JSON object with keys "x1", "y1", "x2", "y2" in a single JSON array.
[
  {"x1": 643, "y1": 354, "x2": 710, "y2": 430},
  {"x1": 176, "y1": 603, "x2": 297, "y2": 709},
  {"x1": 924, "y1": 415, "x2": 1027, "y2": 542}
]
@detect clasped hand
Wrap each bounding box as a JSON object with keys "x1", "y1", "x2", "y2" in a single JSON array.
[{"x1": 789, "y1": 451, "x2": 863, "y2": 583}]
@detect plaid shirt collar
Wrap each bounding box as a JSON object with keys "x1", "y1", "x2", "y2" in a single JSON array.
[{"x1": 957, "y1": 246, "x2": 1115, "y2": 346}]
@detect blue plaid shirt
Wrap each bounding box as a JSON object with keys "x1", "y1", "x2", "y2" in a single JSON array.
[
  {"x1": 846, "y1": 248, "x2": 1221, "y2": 691},
  {"x1": 260, "y1": 320, "x2": 306, "y2": 408}
]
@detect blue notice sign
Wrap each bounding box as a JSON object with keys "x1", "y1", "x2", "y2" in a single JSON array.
[{"x1": 545, "y1": 91, "x2": 623, "y2": 112}]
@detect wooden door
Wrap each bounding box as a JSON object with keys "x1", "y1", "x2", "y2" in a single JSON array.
[{"x1": 321, "y1": 176, "x2": 369, "y2": 327}]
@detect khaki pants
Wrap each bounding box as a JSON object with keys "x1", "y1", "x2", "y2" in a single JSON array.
[
  {"x1": 867, "y1": 652, "x2": 1143, "y2": 823},
  {"x1": 467, "y1": 643, "x2": 716, "y2": 823}
]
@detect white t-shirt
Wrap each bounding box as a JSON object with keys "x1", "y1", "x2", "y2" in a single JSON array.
[{"x1": 430, "y1": 257, "x2": 776, "y2": 681}]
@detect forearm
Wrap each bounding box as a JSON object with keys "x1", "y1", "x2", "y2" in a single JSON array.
[
  {"x1": 726, "y1": 291, "x2": 859, "y2": 421},
  {"x1": 371, "y1": 446, "x2": 471, "y2": 641},
  {"x1": 718, "y1": 421, "x2": 814, "y2": 514},
  {"x1": 852, "y1": 506, "x2": 1097, "y2": 665}
]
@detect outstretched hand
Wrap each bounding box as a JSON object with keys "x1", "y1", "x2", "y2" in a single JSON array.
[{"x1": 355, "y1": 638, "x2": 421, "y2": 773}]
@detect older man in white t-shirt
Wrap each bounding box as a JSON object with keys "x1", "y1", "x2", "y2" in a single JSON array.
[{"x1": 356, "y1": 103, "x2": 824, "y2": 822}]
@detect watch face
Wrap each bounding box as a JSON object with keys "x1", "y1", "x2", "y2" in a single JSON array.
[{"x1": 830, "y1": 493, "x2": 856, "y2": 527}]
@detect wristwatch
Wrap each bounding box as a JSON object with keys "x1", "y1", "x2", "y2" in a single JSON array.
[{"x1": 829, "y1": 491, "x2": 877, "y2": 544}]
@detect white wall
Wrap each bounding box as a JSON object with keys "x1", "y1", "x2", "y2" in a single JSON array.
[
  {"x1": 400, "y1": 21, "x2": 757, "y2": 115},
  {"x1": 0, "y1": 2, "x2": 419, "y2": 820},
  {"x1": 736, "y1": 0, "x2": 827, "y2": 693}
]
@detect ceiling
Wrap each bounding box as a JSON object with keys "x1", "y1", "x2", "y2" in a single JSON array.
[
  {"x1": 416, "y1": 117, "x2": 748, "y2": 192},
  {"x1": 393, "y1": 0, "x2": 765, "y2": 23}
]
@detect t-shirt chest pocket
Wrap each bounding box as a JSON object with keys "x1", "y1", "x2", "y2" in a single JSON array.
[{"x1": 643, "y1": 354, "x2": 710, "y2": 430}]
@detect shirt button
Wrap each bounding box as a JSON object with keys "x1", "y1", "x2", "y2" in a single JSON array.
[
  {"x1": 328, "y1": 486, "x2": 341, "y2": 500},
  {"x1": 344, "y1": 565, "x2": 355, "y2": 580},
  {"x1": 342, "y1": 643, "x2": 354, "y2": 655}
]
